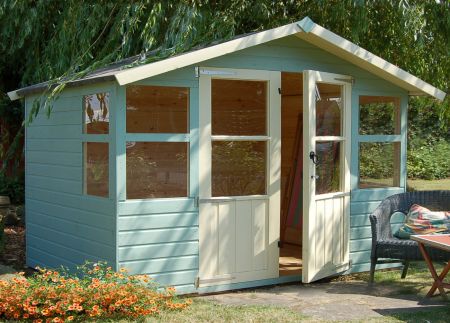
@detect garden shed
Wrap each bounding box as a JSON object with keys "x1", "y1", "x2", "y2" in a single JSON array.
[{"x1": 8, "y1": 17, "x2": 446, "y2": 294}]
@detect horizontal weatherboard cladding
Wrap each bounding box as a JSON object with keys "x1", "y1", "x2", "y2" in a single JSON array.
[
  {"x1": 349, "y1": 188, "x2": 406, "y2": 269},
  {"x1": 117, "y1": 199, "x2": 198, "y2": 290},
  {"x1": 25, "y1": 85, "x2": 116, "y2": 272}
]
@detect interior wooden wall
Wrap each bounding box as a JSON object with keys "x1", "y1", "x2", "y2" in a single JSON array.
[{"x1": 280, "y1": 72, "x2": 303, "y2": 245}]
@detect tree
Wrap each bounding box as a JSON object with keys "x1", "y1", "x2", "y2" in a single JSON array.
[{"x1": 0, "y1": 1, "x2": 448, "y2": 201}]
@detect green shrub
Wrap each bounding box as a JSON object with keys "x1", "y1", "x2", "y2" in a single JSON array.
[
  {"x1": 407, "y1": 139, "x2": 450, "y2": 180},
  {"x1": 0, "y1": 173, "x2": 24, "y2": 205}
]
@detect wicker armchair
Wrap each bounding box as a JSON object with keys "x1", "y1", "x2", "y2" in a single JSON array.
[{"x1": 369, "y1": 190, "x2": 450, "y2": 284}]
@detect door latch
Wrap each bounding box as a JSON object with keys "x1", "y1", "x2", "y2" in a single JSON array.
[{"x1": 309, "y1": 151, "x2": 319, "y2": 165}]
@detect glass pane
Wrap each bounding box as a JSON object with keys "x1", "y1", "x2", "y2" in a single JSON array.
[
  {"x1": 84, "y1": 142, "x2": 109, "y2": 197},
  {"x1": 126, "y1": 85, "x2": 189, "y2": 133},
  {"x1": 126, "y1": 142, "x2": 188, "y2": 199},
  {"x1": 316, "y1": 83, "x2": 342, "y2": 136},
  {"x1": 83, "y1": 93, "x2": 109, "y2": 134},
  {"x1": 359, "y1": 142, "x2": 400, "y2": 188},
  {"x1": 212, "y1": 79, "x2": 267, "y2": 136},
  {"x1": 315, "y1": 141, "x2": 341, "y2": 195},
  {"x1": 212, "y1": 141, "x2": 266, "y2": 197},
  {"x1": 359, "y1": 96, "x2": 400, "y2": 135}
]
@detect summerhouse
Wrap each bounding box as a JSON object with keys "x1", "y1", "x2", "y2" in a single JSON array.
[{"x1": 8, "y1": 17, "x2": 446, "y2": 294}]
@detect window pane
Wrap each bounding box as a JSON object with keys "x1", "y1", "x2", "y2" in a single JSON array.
[
  {"x1": 359, "y1": 142, "x2": 400, "y2": 188},
  {"x1": 84, "y1": 142, "x2": 109, "y2": 197},
  {"x1": 126, "y1": 85, "x2": 189, "y2": 133},
  {"x1": 316, "y1": 83, "x2": 342, "y2": 136},
  {"x1": 83, "y1": 93, "x2": 109, "y2": 134},
  {"x1": 212, "y1": 141, "x2": 266, "y2": 197},
  {"x1": 315, "y1": 141, "x2": 341, "y2": 194},
  {"x1": 126, "y1": 142, "x2": 188, "y2": 199},
  {"x1": 212, "y1": 79, "x2": 267, "y2": 136},
  {"x1": 359, "y1": 96, "x2": 400, "y2": 135}
]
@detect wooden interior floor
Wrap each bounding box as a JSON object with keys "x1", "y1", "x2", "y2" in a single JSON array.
[{"x1": 279, "y1": 243, "x2": 302, "y2": 276}]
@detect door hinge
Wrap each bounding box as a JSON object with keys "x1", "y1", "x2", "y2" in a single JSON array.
[
  {"x1": 194, "y1": 196, "x2": 199, "y2": 208},
  {"x1": 194, "y1": 67, "x2": 200, "y2": 78},
  {"x1": 278, "y1": 240, "x2": 282, "y2": 248},
  {"x1": 278, "y1": 87, "x2": 282, "y2": 95},
  {"x1": 194, "y1": 277, "x2": 200, "y2": 289}
]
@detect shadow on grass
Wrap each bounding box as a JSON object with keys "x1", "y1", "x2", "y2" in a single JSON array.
[{"x1": 321, "y1": 262, "x2": 450, "y2": 305}]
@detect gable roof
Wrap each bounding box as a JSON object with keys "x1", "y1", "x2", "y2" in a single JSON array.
[{"x1": 8, "y1": 17, "x2": 446, "y2": 101}]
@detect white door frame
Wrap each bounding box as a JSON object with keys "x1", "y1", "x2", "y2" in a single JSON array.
[
  {"x1": 198, "y1": 67, "x2": 281, "y2": 287},
  {"x1": 302, "y1": 70, "x2": 351, "y2": 283}
]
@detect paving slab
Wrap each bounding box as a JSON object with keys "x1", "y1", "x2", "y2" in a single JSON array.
[{"x1": 204, "y1": 281, "x2": 448, "y2": 321}]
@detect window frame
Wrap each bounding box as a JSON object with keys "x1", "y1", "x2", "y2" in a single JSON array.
[
  {"x1": 81, "y1": 89, "x2": 113, "y2": 199},
  {"x1": 123, "y1": 83, "x2": 193, "y2": 200},
  {"x1": 355, "y1": 93, "x2": 407, "y2": 190}
]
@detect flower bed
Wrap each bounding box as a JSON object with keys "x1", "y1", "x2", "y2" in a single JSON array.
[{"x1": 0, "y1": 262, "x2": 191, "y2": 322}]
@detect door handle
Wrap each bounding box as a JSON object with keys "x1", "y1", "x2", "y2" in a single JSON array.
[{"x1": 309, "y1": 151, "x2": 319, "y2": 165}]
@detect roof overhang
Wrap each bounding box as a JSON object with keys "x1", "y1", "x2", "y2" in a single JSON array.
[{"x1": 8, "y1": 17, "x2": 446, "y2": 101}]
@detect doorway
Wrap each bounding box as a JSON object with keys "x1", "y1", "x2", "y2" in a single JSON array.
[
  {"x1": 279, "y1": 72, "x2": 303, "y2": 276},
  {"x1": 198, "y1": 68, "x2": 281, "y2": 287}
]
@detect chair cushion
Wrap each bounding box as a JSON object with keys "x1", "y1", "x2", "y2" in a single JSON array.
[{"x1": 394, "y1": 204, "x2": 450, "y2": 239}]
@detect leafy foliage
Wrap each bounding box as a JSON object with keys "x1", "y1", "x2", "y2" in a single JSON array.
[{"x1": 0, "y1": 0, "x2": 448, "y2": 188}]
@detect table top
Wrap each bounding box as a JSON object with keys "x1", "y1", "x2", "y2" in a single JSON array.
[{"x1": 411, "y1": 234, "x2": 450, "y2": 252}]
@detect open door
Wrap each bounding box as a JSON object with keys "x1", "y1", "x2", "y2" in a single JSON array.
[
  {"x1": 198, "y1": 68, "x2": 281, "y2": 287},
  {"x1": 302, "y1": 70, "x2": 351, "y2": 283}
]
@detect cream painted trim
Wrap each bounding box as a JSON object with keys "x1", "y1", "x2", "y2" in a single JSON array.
[
  {"x1": 10, "y1": 18, "x2": 445, "y2": 101},
  {"x1": 7, "y1": 90, "x2": 21, "y2": 100},
  {"x1": 295, "y1": 19, "x2": 446, "y2": 101},
  {"x1": 302, "y1": 70, "x2": 351, "y2": 283},
  {"x1": 114, "y1": 24, "x2": 302, "y2": 85}
]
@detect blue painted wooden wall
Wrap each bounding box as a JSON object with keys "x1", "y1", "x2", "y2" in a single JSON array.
[
  {"x1": 25, "y1": 34, "x2": 408, "y2": 293},
  {"x1": 25, "y1": 83, "x2": 117, "y2": 270}
]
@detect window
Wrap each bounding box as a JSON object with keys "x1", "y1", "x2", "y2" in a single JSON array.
[
  {"x1": 126, "y1": 142, "x2": 188, "y2": 199},
  {"x1": 358, "y1": 96, "x2": 401, "y2": 189},
  {"x1": 359, "y1": 96, "x2": 400, "y2": 135},
  {"x1": 126, "y1": 85, "x2": 188, "y2": 133},
  {"x1": 359, "y1": 142, "x2": 400, "y2": 188},
  {"x1": 82, "y1": 92, "x2": 110, "y2": 198},
  {"x1": 126, "y1": 85, "x2": 189, "y2": 199},
  {"x1": 211, "y1": 79, "x2": 268, "y2": 197},
  {"x1": 83, "y1": 93, "x2": 110, "y2": 134},
  {"x1": 84, "y1": 142, "x2": 109, "y2": 197}
]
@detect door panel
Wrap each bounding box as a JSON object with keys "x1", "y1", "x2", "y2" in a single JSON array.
[
  {"x1": 199, "y1": 68, "x2": 280, "y2": 287},
  {"x1": 302, "y1": 70, "x2": 351, "y2": 283}
]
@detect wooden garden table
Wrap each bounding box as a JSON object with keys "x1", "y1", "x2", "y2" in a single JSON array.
[{"x1": 411, "y1": 234, "x2": 450, "y2": 300}]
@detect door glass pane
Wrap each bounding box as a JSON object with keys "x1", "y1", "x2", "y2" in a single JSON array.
[
  {"x1": 84, "y1": 142, "x2": 109, "y2": 197},
  {"x1": 359, "y1": 96, "x2": 400, "y2": 135},
  {"x1": 83, "y1": 93, "x2": 109, "y2": 134},
  {"x1": 316, "y1": 83, "x2": 342, "y2": 136},
  {"x1": 126, "y1": 85, "x2": 189, "y2": 133},
  {"x1": 126, "y1": 142, "x2": 188, "y2": 199},
  {"x1": 315, "y1": 141, "x2": 341, "y2": 194},
  {"x1": 212, "y1": 79, "x2": 267, "y2": 136},
  {"x1": 359, "y1": 142, "x2": 400, "y2": 188},
  {"x1": 212, "y1": 141, "x2": 266, "y2": 196}
]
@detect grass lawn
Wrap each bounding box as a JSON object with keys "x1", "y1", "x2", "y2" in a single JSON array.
[
  {"x1": 360, "y1": 178, "x2": 450, "y2": 191},
  {"x1": 407, "y1": 178, "x2": 450, "y2": 191},
  {"x1": 139, "y1": 263, "x2": 450, "y2": 323}
]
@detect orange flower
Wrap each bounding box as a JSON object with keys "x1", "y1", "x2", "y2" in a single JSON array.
[
  {"x1": 67, "y1": 316, "x2": 74, "y2": 321},
  {"x1": 41, "y1": 309, "x2": 50, "y2": 316}
]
